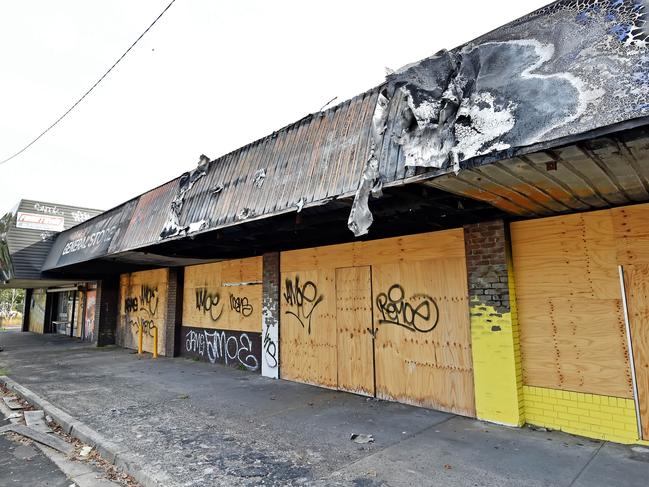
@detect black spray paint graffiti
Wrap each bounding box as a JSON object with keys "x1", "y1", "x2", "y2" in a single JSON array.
[
  {"x1": 229, "y1": 294, "x2": 253, "y2": 317},
  {"x1": 283, "y1": 276, "x2": 323, "y2": 335},
  {"x1": 124, "y1": 285, "x2": 160, "y2": 338},
  {"x1": 129, "y1": 317, "x2": 156, "y2": 337},
  {"x1": 195, "y1": 288, "x2": 223, "y2": 322},
  {"x1": 376, "y1": 284, "x2": 439, "y2": 333},
  {"x1": 184, "y1": 328, "x2": 259, "y2": 371},
  {"x1": 263, "y1": 326, "x2": 278, "y2": 368},
  {"x1": 139, "y1": 285, "x2": 159, "y2": 316},
  {"x1": 124, "y1": 285, "x2": 159, "y2": 317}
]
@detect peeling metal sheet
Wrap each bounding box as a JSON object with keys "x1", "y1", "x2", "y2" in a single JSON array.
[
  {"x1": 253, "y1": 168, "x2": 266, "y2": 188},
  {"x1": 160, "y1": 154, "x2": 210, "y2": 239},
  {"x1": 348, "y1": 0, "x2": 649, "y2": 234}
]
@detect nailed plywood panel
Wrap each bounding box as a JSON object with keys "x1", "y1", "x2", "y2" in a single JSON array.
[
  {"x1": 28, "y1": 290, "x2": 46, "y2": 334},
  {"x1": 221, "y1": 257, "x2": 263, "y2": 284},
  {"x1": 613, "y1": 204, "x2": 649, "y2": 265},
  {"x1": 372, "y1": 259, "x2": 475, "y2": 416},
  {"x1": 336, "y1": 266, "x2": 374, "y2": 397},
  {"x1": 183, "y1": 258, "x2": 262, "y2": 333},
  {"x1": 511, "y1": 210, "x2": 618, "y2": 301},
  {"x1": 281, "y1": 229, "x2": 465, "y2": 273},
  {"x1": 117, "y1": 268, "x2": 168, "y2": 355},
  {"x1": 517, "y1": 297, "x2": 632, "y2": 398},
  {"x1": 512, "y1": 210, "x2": 634, "y2": 397},
  {"x1": 280, "y1": 269, "x2": 337, "y2": 388},
  {"x1": 624, "y1": 264, "x2": 649, "y2": 440}
]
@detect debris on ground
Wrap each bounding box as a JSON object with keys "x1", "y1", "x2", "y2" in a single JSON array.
[
  {"x1": 3, "y1": 424, "x2": 73, "y2": 454},
  {"x1": 3, "y1": 396, "x2": 25, "y2": 410},
  {"x1": 79, "y1": 445, "x2": 93, "y2": 457},
  {"x1": 0, "y1": 383, "x2": 140, "y2": 487},
  {"x1": 350, "y1": 433, "x2": 375, "y2": 444},
  {"x1": 24, "y1": 410, "x2": 52, "y2": 433}
]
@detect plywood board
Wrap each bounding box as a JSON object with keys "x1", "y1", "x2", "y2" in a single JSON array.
[
  {"x1": 118, "y1": 268, "x2": 168, "y2": 355},
  {"x1": 336, "y1": 266, "x2": 374, "y2": 397},
  {"x1": 281, "y1": 229, "x2": 465, "y2": 273},
  {"x1": 280, "y1": 269, "x2": 337, "y2": 388},
  {"x1": 613, "y1": 204, "x2": 649, "y2": 265},
  {"x1": 183, "y1": 258, "x2": 262, "y2": 333},
  {"x1": 372, "y1": 259, "x2": 475, "y2": 416},
  {"x1": 28, "y1": 291, "x2": 46, "y2": 334},
  {"x1": 518, "y1": 297, "x2": 632, "y2": 398},
  {"x1": 511, "y1": 210, "x2": 618, "y2": 301},
  {"x1": 623, "y1": 264, "x2": 649, "y2": 440},
  {"x1": 512, "y1": 209, "x2": 635, "y2": 398}
]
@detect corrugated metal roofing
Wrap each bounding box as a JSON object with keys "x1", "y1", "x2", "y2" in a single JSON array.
[
  {"x1": 425, "y1": 128, "x2": 649, "y2": 217},
  {"x1": 45, "y1": 88, "x2": 384, "y2": 270}
]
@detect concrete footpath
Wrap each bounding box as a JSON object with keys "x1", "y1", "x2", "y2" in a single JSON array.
[{"x1": 0, "y1": 329, "x2": 648, "y2": 486}]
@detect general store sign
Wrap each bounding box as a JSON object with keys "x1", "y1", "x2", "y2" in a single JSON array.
[{"x1": 16, "y1": 212, "x2": 65, "y2": 231}]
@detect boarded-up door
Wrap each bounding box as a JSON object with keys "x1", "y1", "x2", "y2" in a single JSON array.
[
  {"x1": 280, "y1": 270, "x2": 337, "y2": 388},
  {"x1": 336, "y1": 267, "x2": 374, "y2": 397},
  {"x1": 372, "y1": 259, "x2": 475, "y2": 416},
  {"x1": 623, "y1": 264, "x2": 649, "y2": 440}
]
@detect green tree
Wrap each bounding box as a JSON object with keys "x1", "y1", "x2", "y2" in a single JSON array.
[{"x1": 0, "y1": 288, "x2": 25, "y2": 318}]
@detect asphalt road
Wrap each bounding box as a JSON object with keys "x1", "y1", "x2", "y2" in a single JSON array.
[
  {"x1": 0, "y1": 434, "x2": 70, "y2": 487},
  {"x1": 1, "y1": 329, "x2": 648, "y2": 486}
]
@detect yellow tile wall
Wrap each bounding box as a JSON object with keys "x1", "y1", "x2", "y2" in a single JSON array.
[{"x1": 523, "y1": 385, "x2": 647, "y2": 445}]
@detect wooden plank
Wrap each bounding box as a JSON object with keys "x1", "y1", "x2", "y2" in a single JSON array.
[
  {"x1": 221, "y1": 256, "x2": 262, "y2": 284},
  {"x1": 624, "y1": 264, "x2": 649, "y2": 440},
  {"x1": 511, "y1": 210, "x2": 618, "y2": 300},
  {"x1": 183, "y1": 259, "x2": 262, "y2": 332},
  {"x1": 280, "y1": 269, "x2": 337, "y2": 388},
  {"x1": 118, "y1": 268, "x2": 168, "y2": 355},
  {"x1": 613, "y1": 204, "x2": 649, "y2": 265},
  {"x1": 518, "y1": 296, "x2": 632, "y2": 398},
  {"x1": 372, "y1": 259, "x2": 475, "y2": 416},
  {"x1": 513, "y1": 210, "x2": 633, "y2": 398},
  {"x1": 280, "y1": 229, "x2": 465, "y2": 273},
  {"x1": 28, "y1": 291, "x2": 46, "y2": 334},
  {"x1": 335, "y1": 266, "x2": 374, "y2": 397}
]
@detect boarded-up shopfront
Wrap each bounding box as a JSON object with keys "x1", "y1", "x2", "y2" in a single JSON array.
[
  {"x1": 28, "y1": 289, "x2": 47, "y2": 333},
  {"x1": 280, "y1": 230, "x2": 475, "y2": 417},
  {"x1": 180, "y1": 257, "x2": 263, "y2": 372},
  {"x1": 511, "y1": 203, "x2": 649, "y2": 443},
  {"x1": 118, "y1": 269, "x2": 169, "y2": 355}
]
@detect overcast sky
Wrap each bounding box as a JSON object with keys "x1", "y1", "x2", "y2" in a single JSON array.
[{"x1": 0, "y1": 0, "x2": 551, "y2": 214}]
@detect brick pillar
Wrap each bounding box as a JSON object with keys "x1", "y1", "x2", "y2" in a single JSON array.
[
  {"x1": 95, "y1": 276, "x2": 120, "y2": 347},
  {"x1": 464, "y1": 220, "x2": 524, "y2": 426},
  {"x1": 165, "y1": 267, "x2": 184, "y2": 357},
  {"x1": 261, "y1": 252, "x2": 280, "y2": 378}
]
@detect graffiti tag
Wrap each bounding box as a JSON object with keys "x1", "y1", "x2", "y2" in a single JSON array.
[
  {"x1": 195, "y1": 288, "x2": 223, "y2": 321},
  {"x1": 229, "y1": 294, "x2": 253, "y2": 317},
  {"x1": 283, "y1": 276, "x2": 323, "y2": 335},
  {"x1": 376, "y1": 284, "x2": 439, "y2": 333},
  {"x1": 184, "y1": 328, "x2": 259, "y2": 371}
]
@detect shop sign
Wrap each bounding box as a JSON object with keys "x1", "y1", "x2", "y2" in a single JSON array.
[{"x1": 16, "y1": 212, "x2": 65, "y2": 231}]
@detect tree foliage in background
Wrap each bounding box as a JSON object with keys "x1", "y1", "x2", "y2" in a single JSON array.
[{"x1": 0, "y1": 288, "x2": 24, "y2": 318}]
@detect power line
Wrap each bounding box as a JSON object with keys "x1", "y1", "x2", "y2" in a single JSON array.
[{"x1": 0, "y1": 0, "x2": 178, "y2": 167}]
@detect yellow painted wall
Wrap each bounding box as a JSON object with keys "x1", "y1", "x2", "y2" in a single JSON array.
[
  {"x1": 524, "y1": 385, "x2": 648, "y2": 445},
  {"x1": 470, "y1": 248, "x2": 524, "y2": 426}
]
